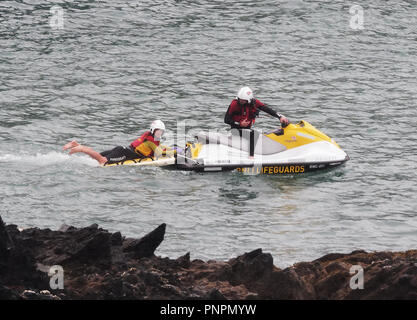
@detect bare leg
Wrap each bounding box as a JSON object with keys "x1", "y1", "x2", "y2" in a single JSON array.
[
  {"x1": 68, "y1": 145, "x2": 108, "y2": 165},
  {"x1": 63, "y1": 140, "x2": 80, "y2": 151}
]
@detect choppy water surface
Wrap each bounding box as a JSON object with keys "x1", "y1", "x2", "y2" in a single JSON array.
[{"x1": 1, "y1": 0, "x2": 416, "y2": 267}]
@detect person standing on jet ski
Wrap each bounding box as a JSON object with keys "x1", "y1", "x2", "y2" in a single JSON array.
[
  {"x1": 62, "y1": 120, "x2": 174, "y2": 165},
  {"x1": 224, "y1": 86, "x2": 289, "y2": 129}
]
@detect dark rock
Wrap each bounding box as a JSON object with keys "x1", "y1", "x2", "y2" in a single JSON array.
[
  {"x1": 53, "y1": 247, "x2": 64, "y2": 255},
  {"x1": 4, "y1": 224, "x2": 19, "y2": 244},
  {"x1": 58, "y1": 224, "x2": 75, "y2": 232},
  {"x1": 351, "y1": 250, "x2": 368, "y2": 255},
  {"x1": 110, "y1": 232, "x2": 122, "y2": 246},
  {"x1": 325, "y1": 261, "x2": 349, "y2": 274},
  {"x1": 0, "y1": 216, "x2": 12, "y2": 255},
  {"x1": 21, "y1": 290, "x2": 38, "y2": 299},
  {"x1": 227, "y1": 249, "x2": 274, "y2": 284},
  {"x1": 35, "y1": 225, "x2": 113, "y2": 268},
  {"x1": 315, "y1": 272, "x2": 349, "y2": 299},
  {"x1": 0, "y1": 285, "x2": 20, "y2": 300},
  {"x1": 263, "y1": 268, "x2": 309, "y2": 299},
  {"x1": 0, "y1": 217, "x2": 48, "y2": 293},
  {"x1": 87, "y1": 223, "x2": 99, "y2": 230},
  {"x1": 176, "y1": 252, "x2": 191, "y2": 268},
  {"x1": 139, "y1": 270, "x2": 164, "y2": 287},
  {"x1": 123, "y1": 274, "x2": 139, "y2": 285},
  {"x1": 207, "y1": 288, "x2": 227, "y2": 300},
  {"x1": 1, "y1": 215, "x2": 417, "y2": 300},
  {"x1": 123, "y1": 223, "x2": 166, "y2": 259},
  {"x1": 20, "y1": 289, "x2": 61, "y2": 300},
  {"x1": 66, "y1": 231, "x2": 111, "y2": 265},
  {"x1": 315, "y1": 253, "x2": 348, "y2": 263}
]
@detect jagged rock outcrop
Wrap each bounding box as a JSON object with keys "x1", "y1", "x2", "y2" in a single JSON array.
[
  {"x1": 0, "y1": 215, "x2": 416, "y2": 300},
  {"x1": 0, "y1": 217, "x2": 49, "y2": 299},
  {"x1": 122, "y1": 223, "x2": 166, "y2": 259}
]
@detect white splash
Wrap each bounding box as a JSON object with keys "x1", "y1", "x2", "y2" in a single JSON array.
[{"x1": 0, "y1": 151, "x2": 98, "y2": 167}]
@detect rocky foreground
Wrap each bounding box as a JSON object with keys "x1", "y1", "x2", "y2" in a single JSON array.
[{"x1": 1, "y1": 215, "x2": 416, "y2": 300}]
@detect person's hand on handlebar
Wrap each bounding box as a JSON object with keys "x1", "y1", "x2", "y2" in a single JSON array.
[{"x1": 280, "y1": 116, "x2": 289, "y2": 127}]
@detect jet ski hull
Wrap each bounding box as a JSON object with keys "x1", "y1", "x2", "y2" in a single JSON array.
[
  {"x1": 176, "y1": 121, "x2": 350, "y2": 174},
  {"x1": 176, "y1": 155, "x2": 349, "y2": 174}
]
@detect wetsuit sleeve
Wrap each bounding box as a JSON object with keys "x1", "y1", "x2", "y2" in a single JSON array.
[
  {"x1": 258, "y1": 105, "x2": 283, "y2": 119},
  {"x1": 224, "y1": 104, "x2": 241, "y2": 129}
]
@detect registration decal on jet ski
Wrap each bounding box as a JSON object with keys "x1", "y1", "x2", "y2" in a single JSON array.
[
  {"x1": 309, "y1": 164, "x2": 326, "y2": 169},
  {"x1": 236, "y1": 165, "x2": 305, "y2": 174}
]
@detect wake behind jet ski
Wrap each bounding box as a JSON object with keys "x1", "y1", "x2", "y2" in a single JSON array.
[{"x1": 176, "y1": 120, "x2": 349, "y2": 174}]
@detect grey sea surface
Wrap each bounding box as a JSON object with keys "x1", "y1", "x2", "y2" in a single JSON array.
[{"x1": 1, "y1": 0, "x2": 416, "y2": 267}]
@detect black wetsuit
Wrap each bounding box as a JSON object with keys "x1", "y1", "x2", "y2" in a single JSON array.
[{"x1": 100, "y1": 146, "x2": 140, "y2": 164}]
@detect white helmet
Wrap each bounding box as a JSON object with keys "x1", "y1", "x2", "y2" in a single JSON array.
[
  {"x1": 237, "y1": 86, "x2": 254, "y2": 103},
  {"x1": 150, "y1": 119, "x2": 165, "y2": 134}
]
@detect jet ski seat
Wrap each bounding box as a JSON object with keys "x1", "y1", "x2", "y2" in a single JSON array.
[{"x1": 195, "y1": 129, "x2": 287, "y2": 155}]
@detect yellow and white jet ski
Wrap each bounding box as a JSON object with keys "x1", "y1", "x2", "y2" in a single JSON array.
[{"x1": 176, "y1": 120, "x2": 349, "y2": 174}]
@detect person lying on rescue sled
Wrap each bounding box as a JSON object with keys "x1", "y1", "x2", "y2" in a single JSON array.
[
  {"x1": 224, "y1": 86, "x2": 289, "y2": 130},
  {"x1": 63, "y1": 120, "x2": 175, "y2": 165}
]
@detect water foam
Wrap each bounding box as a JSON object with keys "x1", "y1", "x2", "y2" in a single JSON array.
[{"x1": 0, "y1": 151, "x2": 98, "y2": 167}]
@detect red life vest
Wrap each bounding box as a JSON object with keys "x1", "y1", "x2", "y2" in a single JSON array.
[
  {"x1": 130, "y1": 131, "x2": 160, "y2": 157},
  {"x1": 227, "y1": 99, "x2": 265, "y2": 128}
]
